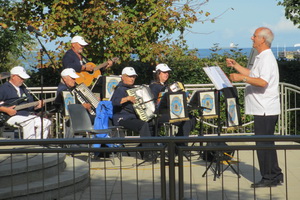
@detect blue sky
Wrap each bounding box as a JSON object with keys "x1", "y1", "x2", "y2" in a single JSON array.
[
  {"x1": 181, "y1": 0, "x2": 300, "y2": 49},
  {"x1": 42, "y1": 0, "x2": 300, "y2": 51}
]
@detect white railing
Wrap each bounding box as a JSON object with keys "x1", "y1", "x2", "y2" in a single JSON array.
[{"x1": 28, "y1": 82, "x2": 300, "y2": 135}]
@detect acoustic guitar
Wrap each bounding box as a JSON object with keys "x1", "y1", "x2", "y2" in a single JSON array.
[
  {"x1": 0, "y1": 97, "x2": 55, "y2": 126},
  {"x1": 75, "y1": 57, "x2": 119, "y2": 86}
]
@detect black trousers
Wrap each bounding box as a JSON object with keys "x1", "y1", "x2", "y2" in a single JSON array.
[
  {"x1": 119, "y1": 118, "x2": 154, "y2": 147},
  {"x1": 254, "y1": 115, "x2": 283, "y2": 181},
  {"x1": 156, "y1": 113, "x2": 196, "y2": 136}
]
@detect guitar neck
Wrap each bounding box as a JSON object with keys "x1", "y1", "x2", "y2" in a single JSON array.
[
  {"x1": 14, "y1": 97, "x2": 56, "y2": 111},
  {"x1": 92, "y1": 57, "x2": 118, "y2": 72},
  {"x1": 93, "y1": 62, "x2": 109, "y2": 72}
]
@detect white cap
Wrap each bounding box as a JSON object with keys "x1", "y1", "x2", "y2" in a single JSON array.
[
  {"x1": 155, "y1": 63, "x2": 171, "y2": 72},
  {"x1": 122, "y1": 67, "x2": 137, "y2": 76},
  {"x1": 71, "y1": 36, "x2": 88, "y2": 46},
  {"x1": 10, "y1": 66, "x2": 30, "y2": 79},
  {"x1": 61, "y1": 68, "x2": 80, "y2": 78}
]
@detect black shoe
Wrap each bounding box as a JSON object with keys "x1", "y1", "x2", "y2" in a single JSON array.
[
  {"x1": 276, "y1": 173, "x2": 284, "y2": 184},
  {"x1": 251, "y1": 179, "x2": 278, "y2": 188}
]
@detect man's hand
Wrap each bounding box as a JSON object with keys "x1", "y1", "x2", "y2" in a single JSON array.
[
  {"x1": 0, "y1": 106, "x2": 17, "y2": 116},
  {"x1": 226, "y1": 58, "x2": 237, "y2": 68},
  {"x1": 35, "y1": 100, "x2": 44, "y2": 110},
  {"x1": 106, "y1": 60, "x2": 113, "y2": 69},
  {"x1": 229, "y1": 73, "x2": 244, "y2": 82},
  {"x1": 127, "y1": 96, "x2": 136, "y2": 104},
  {"x1": 85, "y1": 63, "x2": 94, "y2": 72},
  {"x1": 82, "y1": 103, "x2": 92, "y2": 111},
  {"x1": 121, "y1": 96, "x2": 136, "y2": 104}
]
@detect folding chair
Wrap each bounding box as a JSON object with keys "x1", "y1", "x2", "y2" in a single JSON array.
[
  {"x1": 67, "y1": 104, "x2": 112, "y2": 137},
  {"x1": 67, "y1": 104, "x2": 116, "y2": 162}
]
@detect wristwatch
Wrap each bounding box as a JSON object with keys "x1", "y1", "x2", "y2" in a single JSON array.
[{"x1": 242, "y1": 77, "x2": 247, "y2": 83}]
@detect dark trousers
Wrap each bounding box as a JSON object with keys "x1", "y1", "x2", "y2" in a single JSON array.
[
  {"x1": 254, "y1": 115, "x2": 283, "y2": 181},
  {"x1": 119, "y1": 118, "x2": 154, "y2": 147},
  {"x1": 157, "y1": 114, "x2": 196, "y2": 137}
]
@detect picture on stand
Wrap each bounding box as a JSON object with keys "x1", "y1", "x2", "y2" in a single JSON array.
[
  {"x1": 226, "y1": 97, "x2": 239, "y2": 127},
  {"x1": 188, "y1": 90, "x2": 218, "y2": 117},
  {"x1": 199, "y1": 91, "x2": 217, "y2": 116},
  {"x1": 63, "y1": 91, "x2": 76, "y2": 116}
]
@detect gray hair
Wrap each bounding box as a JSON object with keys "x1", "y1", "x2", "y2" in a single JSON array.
[{"x1": 257, "y1": 27, "x2": 274, "y2": 47}]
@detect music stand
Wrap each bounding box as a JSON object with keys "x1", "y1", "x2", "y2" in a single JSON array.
[
  {"x1": 201, "y1": 66, "x2": 241, "y2": 180},
  {"x1": 158, "y1": 91, "x2": 189, "y2": 124},
  {"x1": 91, "y1": 75, "x2": 121, "y2": 100},
  {"x1": 188, "y1": 90, "x2": 218, "y2": 153},
  {"x1": 154, "y1": 91, "x2": 191, "y2": 161}
]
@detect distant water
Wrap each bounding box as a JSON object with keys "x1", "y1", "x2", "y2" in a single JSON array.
[
  {"x1": 196, "y1": 46, "x2": 299, "y2": 59},
  {"x1": 21, "y1": 46, "x2": 298, "y2": 71}
]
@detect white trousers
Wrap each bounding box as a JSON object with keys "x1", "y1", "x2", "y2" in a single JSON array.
[{"x1": 7, "y1": 115, "x2": 51, "y2": 139}]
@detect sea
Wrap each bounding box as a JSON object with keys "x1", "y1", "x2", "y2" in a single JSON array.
[
  {"x1": 195, "y1": 46, "x2": 299, "y2": 59},
  {"x1": 20, "y1": 46, "x2": 298, "y2": 72}
]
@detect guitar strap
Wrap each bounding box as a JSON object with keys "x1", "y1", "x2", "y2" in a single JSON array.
[
  {"x1": 20, "y1": 86, "x2": 30, "y2": 101},
  {"x1": 81, "y1": 54, "x2": 90, "y2": 65}
]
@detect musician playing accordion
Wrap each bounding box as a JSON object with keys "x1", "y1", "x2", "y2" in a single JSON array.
[
  {"x1": 111, "y1": 67, "x2": 157, "y2": 162},
  {"x1": 149, "y1": 64, "x2": 196, "y2": 141},
  {"x1": 54, "y1": 68, "x2": 95, "y2": 138}
]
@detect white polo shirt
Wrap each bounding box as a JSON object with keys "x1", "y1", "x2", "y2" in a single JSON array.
[{"x1": 245, "y1": 49, "x2": 280, "y2": 116}]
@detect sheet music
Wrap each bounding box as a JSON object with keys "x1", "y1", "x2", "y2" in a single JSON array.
[{"x1": 203, "y1": 66, "x2": 233, "y2": 90}]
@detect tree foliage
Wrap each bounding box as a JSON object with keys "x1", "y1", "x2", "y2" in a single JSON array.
[
  {"x1": 0, "y1": 1, "x2": 36, "y2": 71},
  {"x1": 0, "y1": 0, "x2": 217, "y2": 68},
  {"x1": 278, "y1": 0, "x2": 300, "y2": 28}
]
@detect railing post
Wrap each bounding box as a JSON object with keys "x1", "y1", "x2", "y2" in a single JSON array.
[
  {"x1": 168, "y1": 140, "x2": 176, "y2": 200},
  {"x1": 178, "y1": 146, "x2": 184, "y2": 200}
]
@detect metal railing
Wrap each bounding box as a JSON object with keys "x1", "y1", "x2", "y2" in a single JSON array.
[
  {"x1": 24, "y1": 82, "x2": 300, "y2": 136},
  {"x1": 1, "y1": 136, "x2": 300, "y2": 200}
]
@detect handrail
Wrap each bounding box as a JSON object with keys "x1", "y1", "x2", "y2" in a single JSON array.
[{"x1": 26, "y1": 82, "x2": 300, "y2": 135}]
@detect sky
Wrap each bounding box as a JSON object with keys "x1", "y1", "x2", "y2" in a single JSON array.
[
  {"x1": 180, "y1": 0, "x2": 300, "y2": 49},
  {"x1": 41, "y1": 0, "x2": 300, "y2": 51}
]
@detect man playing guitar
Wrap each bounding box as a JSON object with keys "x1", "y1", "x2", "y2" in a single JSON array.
[
  {"x1": 62, "y1": 35, "x2": 115, "y2": 86},
  {"x1": 0, "y1": 66, "x2": 51, "y2": 139}
]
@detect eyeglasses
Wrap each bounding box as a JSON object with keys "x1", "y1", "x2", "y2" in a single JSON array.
[
  {"x1": 252, "y1": 34, "x2": 261, "y2": 38},
  {"x1": 126, "y1": 75, "x2": 137, "y2": 78}
]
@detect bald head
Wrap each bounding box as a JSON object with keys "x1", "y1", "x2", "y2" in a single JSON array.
[{"x1": 256, "y1": 27, "x2": 274, "y2": 47}]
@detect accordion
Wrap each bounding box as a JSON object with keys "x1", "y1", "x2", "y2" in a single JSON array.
[
  {"x1": 126, "y1": 85, "x2": 156, "y2": 122},
  {"x1": 72, "y1": 83, "x2": 99, "y2": 115}
]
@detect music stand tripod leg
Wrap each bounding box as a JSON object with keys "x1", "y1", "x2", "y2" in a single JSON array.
[
  {"x1": 202, "y1": 159, "x2": 215, "y2": 177},
  {"x1": 201, "y1": 151, "x2": 225, "y2": 181},
  {"x1": 223, "y1": 159, "x2": 241, "y2": 178}
]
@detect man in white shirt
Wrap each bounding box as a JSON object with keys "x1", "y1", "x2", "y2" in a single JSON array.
[{"x1": 226, "y1": 27, "x2": 283, "y2": 188}]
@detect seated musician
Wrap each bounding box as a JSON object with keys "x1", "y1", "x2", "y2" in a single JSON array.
[
  {"x1": 54, "y1": 68, "x2": 93, "y2": 114},
  {"x1": 0, "y1": 66, "x2": 51, "y2": 139},
  {"x1": 62, "y1": 35, "x2": 113, "y2": 73},
  {"x1": 54, "y1": 68, "x2": 96, "y2": 138},
  {"x1": 149, "y1": 63, "x2": 196, "y2": 140},
  {"x1": 111, "y1": 67, "x2": 157, "y2": 162}
]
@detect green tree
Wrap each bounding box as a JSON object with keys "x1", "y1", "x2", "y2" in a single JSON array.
[
  {"x1": 278, "y1": 0, "x2": 300, "y2": 28},
  {"x1": 0, "y1": 0, "x2": 36, "y2": 72},
  {"x1": 0, "y1": 0, "x2": 223, "y2": 67}
]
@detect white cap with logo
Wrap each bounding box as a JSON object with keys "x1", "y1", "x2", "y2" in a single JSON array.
[
  {"x1": 155, "y1": 63, "x2": 171, "y2": 72},
  {"x1": 122, "y1": 67, "x2": 137, "y2": 76},
  {"x1": 61, "y1": 68, "x2": 80, "y2": 78},
  {"x1": 71, "y1": 36, "x2": 88, "y2": 46},
  {"x1": 10, "y1": 66, "x2": 30, "y2": 79}
]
